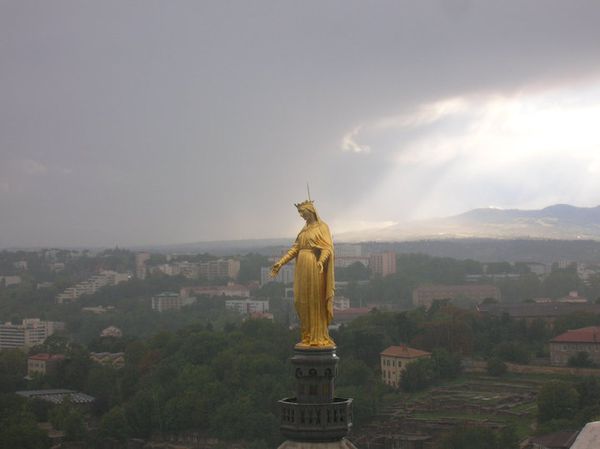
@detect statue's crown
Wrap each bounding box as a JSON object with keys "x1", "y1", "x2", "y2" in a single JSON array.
[{"x1": 294, "y1": 200, "x2": 314, "y2": 209}]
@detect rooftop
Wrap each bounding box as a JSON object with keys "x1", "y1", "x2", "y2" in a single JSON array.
[
  {"x1": 381, "y1": 345, "x2": 431, "y2": 359},
  {"x1": 478, "y1": 303, "x2": 600, "y2": 318},
  {"x1": 28, "y1": 353, "x2": 65, "y2": 362},
  {"x1": 551, "y1": 327, "x2": 600, "y2": 344},
  {"x1": 16, "y1": 389, "x2": 95, "y2": 404},
  {"x1": 571, "y1": 421, "x2": 600, "y2": 449}
]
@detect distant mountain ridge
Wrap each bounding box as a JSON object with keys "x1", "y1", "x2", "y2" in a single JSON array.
[{"x1": 336, "y1": 204, "x2": 600, "y2": 242}]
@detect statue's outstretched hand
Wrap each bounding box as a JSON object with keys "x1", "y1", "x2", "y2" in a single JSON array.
[{"x1": 270, "y1": 262, "x2": 282, "y2": 278}]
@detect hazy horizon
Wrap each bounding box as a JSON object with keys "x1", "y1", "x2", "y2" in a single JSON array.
[{"x1": 3, "y1": 1, "x2": 600, "y2": 247}]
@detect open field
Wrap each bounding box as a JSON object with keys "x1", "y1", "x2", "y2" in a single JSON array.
[{"x1": 351, "y1": 373, "x2": 549, "y2": 448}]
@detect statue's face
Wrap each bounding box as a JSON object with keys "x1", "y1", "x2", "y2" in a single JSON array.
[{"x1": 299, "y1": 208, "x2": 314, "y2": 221}]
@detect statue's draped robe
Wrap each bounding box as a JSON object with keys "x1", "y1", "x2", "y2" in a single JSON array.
[{"x1": 281, "y1": 221, "x2": 335, "y2": 347}]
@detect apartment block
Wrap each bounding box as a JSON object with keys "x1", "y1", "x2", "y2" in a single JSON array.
[
  {"x1": 198, "y1": 259, "x2": 240, "y2": 280},
  {"x1": 369, "y1": 252, "x2": 397, "y2": 277},
  {"x1": 0, "y1": 319, "x2": 65, "y2": 350},
  {"x1": 56, "y1": 270, "x2": 130, "y2": 303},
  {"x1": 151, "y1": 292, "x2": 196, "y2": 312},
  {"x1": 225, "y1": 298, "x2": 269, "y2": 315}
]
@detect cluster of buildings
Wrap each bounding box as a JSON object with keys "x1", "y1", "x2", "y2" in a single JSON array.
[
  {"x1": 150, "y1": 258, "x2": 240, "y2": 280},
  {"x1": 225, "y1": 298, "x2": 270, "y2": 315},
  {"x1": 151, "y1": 288, "x2": 272, "y2": 319},
  {"x1": 56, "y1": 270, "x2": 130, "y2": 303},
  {"x1": 334, "y1": 244, "x2": 397, "y2": 278},
  {"x1": 412, "y1": 284, "x2": 502, "y2": 309},
  {"x1": 181, "y1": 283, "x2": 251, "y2": 298},
  {"x1": 260, "y1": 245, "x2": 398, "y2": 287},
  {"x1": 0, "y1": 319, "x2": 65, "y2": 350},
  {"x1": 135, "y1": 252, "x2": 241, "y2": 281}
]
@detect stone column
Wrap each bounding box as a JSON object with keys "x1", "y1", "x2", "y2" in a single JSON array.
[{"x1": 278, "y1": 347, "x2": 357, "y2": 449}]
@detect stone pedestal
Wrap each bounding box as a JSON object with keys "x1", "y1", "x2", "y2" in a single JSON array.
[{"x1": 278, "y1": 348, "x2": 355, "y2": 446}]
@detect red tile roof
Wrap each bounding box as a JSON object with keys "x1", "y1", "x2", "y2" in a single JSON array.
[
  {"x1": 380, "y1": 345, "x2": 431, "y2": 358},
  {"x1": 551, "y1": 326, "x2": 600, "y2": 343}
]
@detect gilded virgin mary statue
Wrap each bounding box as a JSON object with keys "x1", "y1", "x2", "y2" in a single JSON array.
[{"x1": 271, "y1": 200, "x2": 335, "y2": 348}]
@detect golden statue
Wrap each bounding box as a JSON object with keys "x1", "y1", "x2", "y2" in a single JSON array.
[{"x1": 271, "y1": 200, "x2": 335, "y2": 348}]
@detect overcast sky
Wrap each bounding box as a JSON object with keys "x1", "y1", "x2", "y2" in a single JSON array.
[{"x1": 2, "y1": 1, "x2": 600, "y2": 248}]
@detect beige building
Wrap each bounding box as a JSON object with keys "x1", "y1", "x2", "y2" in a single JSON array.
[
  {"x1": 380, "y1": 345, "x2": 431, "y2": 388},
  {"x1": 369, "y1": 252, "x2": 397, "y2": 277},
  {"x1": 27, "y1": 353, "x2": 65, "y2": 377},
  {"x1": 100, "y1": 326, "x2": 123, "y2": 338},
  {"x1": 0, "y1": 275, "x2": 22, "y2": 287},
  {"x1": 135, "y1": 252, "x2": 150, "y2": 279},
  {"x1": 413, "y1": 284, "x2": 501, "y2": 309},
  {"x1": 199, "y1": 259, "x2": 240, "y2": 280},
  {"x1": 90, "y1": 352, "x2": 125, "y2": 368},
  {"x1": 549, "y1": 326, "x2": 600, "y2": 366},
  {"x1": 0, "y1": 319, "x2": 65, "y2": 350}
]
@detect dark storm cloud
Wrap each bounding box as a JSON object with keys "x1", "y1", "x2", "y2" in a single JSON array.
[{"x1": 2, "y1": 1, "x2": 600, "y2": 247}]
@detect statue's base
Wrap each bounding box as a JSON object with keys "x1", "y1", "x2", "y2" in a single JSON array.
[
  {"x1": 277, "y1": 438, "x2": 358, "y2": 449},
  {"x1": 294, "y1": 343, "x2": 336, "y2": 350},
  {"x1": 278, "y1": 347, "x2": 353, "y2": 443}
]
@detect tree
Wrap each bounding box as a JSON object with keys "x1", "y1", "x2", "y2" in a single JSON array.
[
  {"x1": 492, "y1": 341, "x2": 530, "y2": 364},
  {"x1": 432, "y1": 349, "x2": 462, "y2": 379},
  {"x1": 568, "y1": 351, "x2": 595, "y2": 368},
  {"x1": 100, "y1": 406, "x2": 131, "y2": 441},
  {"x1": 0, "y1": 394, "x2": 50, "y2": 449},
  {"x1": 401, "y1": 358, "x2": 437, "y2": 392},
  {"x1": 537, "y1": 381, "x2": 580, "y2": 423},
  {"x1": 238, "y1": 253, "x2": 269, "y2": 283},
  {"x1": 0, "y1": 349, "x2": 27, "y2": 393},
  {"x1": 337, "y1": 357, "x2": 374, "y2": 387}
]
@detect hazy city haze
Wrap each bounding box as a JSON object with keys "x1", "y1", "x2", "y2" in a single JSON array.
[{"x1": 2, "y1": 1, "x2": 600, "y2": 247}]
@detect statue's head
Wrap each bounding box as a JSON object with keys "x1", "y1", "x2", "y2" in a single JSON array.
[{"x1": 295, "y1": 200, "x2": 318, "y2": 222}]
